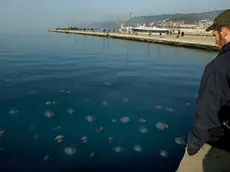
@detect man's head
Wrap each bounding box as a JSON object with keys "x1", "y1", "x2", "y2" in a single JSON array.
[{"x1": 206, "y1": 9, "x2": 230, "y2": 48}]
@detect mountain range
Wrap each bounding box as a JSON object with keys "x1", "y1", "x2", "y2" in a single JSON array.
[{"x1": 75, "y1": 9, "x2": 224, "y2": 29}]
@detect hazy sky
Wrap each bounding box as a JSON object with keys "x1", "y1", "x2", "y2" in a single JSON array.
[{"x1": 0, "y1": 0, "x2": 228, "y2": 33}]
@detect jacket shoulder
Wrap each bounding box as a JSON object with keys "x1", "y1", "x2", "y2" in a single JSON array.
[{"x1": 213, "y1": 52, "x2": 230, "y2": 74}]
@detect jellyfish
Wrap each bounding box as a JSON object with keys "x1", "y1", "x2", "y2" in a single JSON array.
[
  {"x1": 123, "y1": 98, "x2": 129, "y2": 103},
  {"x1": 66, "y1": 91, "x2": 71, "y2": 94},
  {"x1": 112, "y1": 119, "x2": 116, "y2": 123},
  {"x1": 174, "y1": 137, "x2": 186, "y2": 145},
  {"x1": 185, "y1": 103, "x2": 191, "y2": 107},
  {"x1": 160, "y1": 150, "x2": 168, "y2": 157},
  {"x1": 138, "y1": 126, "x2": 148, "y2": 133},
  {"x1": 120, "y1": 116, "x2": 130, "y2": 124},
  {"x1": 55, "y1": 135, "x2": 64, "y2": 141},
  {"x1": 57, "y1": 139, "x2": 63, "y2": 143},
  {"x1": 96, "y1": 126, "x2": 104, "y2": 132},
  {"x1": 80, "y1": 136, "x2": 88, "y2": 143},
  {"x1": 154, "y1": 105, "x2": 163, "y2": 110},
  {"x1": 89, "y1": 152, "x2": 95, "y2": 158},
  {"x1": 58, "y1": 90, "x2": 66, "y2": 93},
  {"x1": 138, "y1": 118, "x2": 146, "y2": 123},
  {"x1": 43, "y1": 154, "x2": 51, "y2": 162},
  {"x1": 105, "y1": 82, "x2": 111, "y2": 85},
  {"x1": 44, "y1": 111, "x2": 54, "y2": 118},
  {"x1": 108, "y1": 137, "x2": 114, "y2": 143},
  {"x1": 156, "y1": 122, "x2": 168, "y2": 130},
  {"x1": 143, "y1": 84, "x2": 151, "y2": 88},
  {"x1": 165, "y1": 108, "x2": 174, "y2": 112},
  {"x1": 0, "y1": 129, "x2": 4, "y2": 136},
  {"x1": 45, "y1": 101, "x2": 56, "y2": 105},
  {"x1": 101, "y1": 101, "x2": 107, "y2": 106},
  {"x1": 46, "y1": 101, "x2": 52, "y2": 105},
  {"x1": 134, "y1": 145, "x2": 142, "y2": 152},
  {"x1": 64, "y1": 147, "x2": 76, "y2": 156},
  {"x1": 113, "y1": 146, "x2": 122, "y2": 153},
  {"x1": 55, "y1": 135, "x2": 64, "y2": 143},
  {"x1": 52, "y1": 125, "x2": 61, "y2": 131},
  {"x1": 34, "y1": 133, "x2": 39, "y2": 140},
  {"x1": 9, "y1": 108, "x2": 18, "y2": 115},
  {"x1": 85, "y1": 115, "x2": 95, "y2": 122},
  {"x1": 67, "y1": 109, "x2": 74, "y2": 114}
]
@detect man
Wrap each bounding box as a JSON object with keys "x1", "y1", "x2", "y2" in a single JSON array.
[{"x1": 176, "y1": 9, "x2": 230, "y2": 172}]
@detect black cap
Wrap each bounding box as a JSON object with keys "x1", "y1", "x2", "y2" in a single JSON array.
[{"x1": 206, "y1": 9, "x2": 230, "y2": 32}]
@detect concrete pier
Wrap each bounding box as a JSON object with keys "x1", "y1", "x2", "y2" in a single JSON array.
[{"x1": 48, "y1": 29, "x2": 218, "y2": 52}]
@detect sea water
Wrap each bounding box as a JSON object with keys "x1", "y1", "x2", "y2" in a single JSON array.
[{"x1": 0, "y1": 32, "x2": 216, "y2": 171}]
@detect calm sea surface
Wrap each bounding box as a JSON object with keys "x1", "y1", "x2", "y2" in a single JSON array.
[{"x1": 0, "y1": 32, "x2": 217, "y2": 172}]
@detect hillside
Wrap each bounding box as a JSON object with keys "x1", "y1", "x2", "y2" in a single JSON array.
[
  {"x1": 76, "y1": 9, "x2": 224, "y2": 29},
  {"x1": 126, "y1": 10, "x2": 224, "y2": 25}
]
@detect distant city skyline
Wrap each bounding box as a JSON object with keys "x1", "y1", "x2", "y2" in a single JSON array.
[{"x1": 0, "y1": 0, "x2": 229, "y2": 33}]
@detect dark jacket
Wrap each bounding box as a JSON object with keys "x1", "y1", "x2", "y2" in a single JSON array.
[{"x1": 187, "y1": 42, "x2": 230, "y2": 154}]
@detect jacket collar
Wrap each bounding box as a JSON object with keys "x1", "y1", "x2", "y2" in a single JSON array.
[{"x1": 219, "y1": 42, "x2": 230, "y2": 55}]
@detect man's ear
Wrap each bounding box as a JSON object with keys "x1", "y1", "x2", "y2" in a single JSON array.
[{"x1": 220, "y1": 27, "x2": 228, "y2": 37}]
